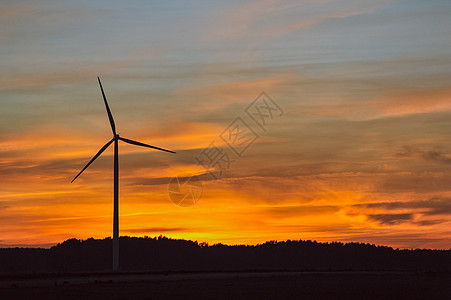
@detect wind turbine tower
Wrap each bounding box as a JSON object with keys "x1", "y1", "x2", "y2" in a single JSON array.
[{"x1": 72, "y1": 77, "x2": 175, "y2": 271}]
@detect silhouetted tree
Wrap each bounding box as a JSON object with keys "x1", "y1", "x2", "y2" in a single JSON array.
[{"x1": 0, "y1": 237, "x2": 449, "y2": 274}]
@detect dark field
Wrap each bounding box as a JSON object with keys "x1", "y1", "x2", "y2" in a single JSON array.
[
  {"x1": 1, "y1": 271, "x2": 450, "y2": 299},
  {"x1": 2, "y1": 238, "x2": 450, "y2": 298}
]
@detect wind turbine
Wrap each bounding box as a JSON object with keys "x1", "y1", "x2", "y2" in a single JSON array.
[{"x1": 72, "y1": 77, "x2": 175, "y2": 271}]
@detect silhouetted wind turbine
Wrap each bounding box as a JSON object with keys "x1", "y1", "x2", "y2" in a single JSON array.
[{"x1": 72, "y1": 77, "x2": 175, "y2": 271}]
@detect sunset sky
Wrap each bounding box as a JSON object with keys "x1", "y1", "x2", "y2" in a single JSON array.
[{"x1": 1, "y1": 0, "x2": 451, "y2": 249}]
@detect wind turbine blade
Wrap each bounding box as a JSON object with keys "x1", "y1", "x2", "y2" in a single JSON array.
[
  {"x1": 118, "y1": 136, "x2": 176, "y2": 154},
  {"x1": 71, "y1": 138, "x2": 115, "y2": 183},
  {"x1": 98, "y1": 77, "x2": 116, "y2": 135}
]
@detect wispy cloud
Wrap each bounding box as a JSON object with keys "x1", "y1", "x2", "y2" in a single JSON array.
[
  {"x1": 345, "y1": 197, "x2": 451, "y2": 227},
  {"x1": 206, "y1": 0, "x2": 393, "y2": 41},
  {"x1": 356, "y1": 198, "x2": 451, "y2": 216},
  {"x1": 396, "y1": 146, "x2": 451, "y2": 164},
  {"x1": 124, "y1": 227, "x2": 189, "y2": 233},
  {"x1": 366, "y1": 213, "x2": 414, "y2": 225}
]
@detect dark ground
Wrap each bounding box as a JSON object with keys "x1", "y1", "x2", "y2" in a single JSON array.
[
  {"x1": 1, "y1": 271, "x2": 450, "y2": 299},
  {"x1": 2, "y1": 238, "x2": 450, "y2": 298}
]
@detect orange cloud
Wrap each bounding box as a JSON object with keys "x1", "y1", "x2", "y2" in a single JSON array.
[{"x1": 346, "y1": 87, "x2": 451, "y2": 121}]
